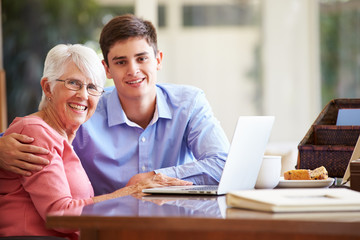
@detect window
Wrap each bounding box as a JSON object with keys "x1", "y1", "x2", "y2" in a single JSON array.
[
  {"x1": 182, "y1": 3, "x2": 259, "y2": 27},
  {"x1": 319, "y1": 0, "x2": 360, "y2": 106}
]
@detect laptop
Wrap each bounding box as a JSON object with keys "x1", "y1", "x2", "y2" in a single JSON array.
[{"x1": 142, "y1": 116, "x2": 275, "y2": 195}]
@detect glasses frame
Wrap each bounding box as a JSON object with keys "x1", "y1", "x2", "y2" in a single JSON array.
[{"x1": 56, "y1": 79, "x2": 104, "y2": 96}]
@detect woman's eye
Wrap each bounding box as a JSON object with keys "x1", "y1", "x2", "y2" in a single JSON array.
[
  {"x1": 68, "y1": 80, "x2": 79, "y2": 86},
  {"x1": 88, "y1": 84, "x2": 97, "y2": 90}
]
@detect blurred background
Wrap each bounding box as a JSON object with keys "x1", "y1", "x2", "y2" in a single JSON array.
[{"x1": 1, "y1": 0, "x2": 360, "y2": 169}]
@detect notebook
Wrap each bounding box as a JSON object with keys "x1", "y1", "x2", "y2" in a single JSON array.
[{"x1": 142, "y1": 116, "x2": 275, "y2": 195}]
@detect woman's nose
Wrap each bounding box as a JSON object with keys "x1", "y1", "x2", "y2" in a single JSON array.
[{"x1": 76, "y1": 85, "x2": 89, "y2": 99}]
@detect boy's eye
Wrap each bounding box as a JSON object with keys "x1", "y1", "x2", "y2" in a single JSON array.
[
  {"x1": 116, "y1": 60, "x2": 126, "y2": 65},
  {"x1": 138, "y1": 56, "x2": 148, "y2": 62}
]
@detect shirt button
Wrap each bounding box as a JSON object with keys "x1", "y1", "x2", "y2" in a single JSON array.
[
  {"x1": 141, "y1": 137, "x2": 146, "y2": 142},
  {"x1": 142, "y1": 166, "x2": 146, "y2": 171}
]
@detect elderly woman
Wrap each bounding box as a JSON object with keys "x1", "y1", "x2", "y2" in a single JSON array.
[{"x1": 0, "y1": 44, "x2": 191, "y2": 239}]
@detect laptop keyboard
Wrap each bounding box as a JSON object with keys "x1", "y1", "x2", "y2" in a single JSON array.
[{"x1": 186, "y1": 186, "x2": 218, "y2": 191}]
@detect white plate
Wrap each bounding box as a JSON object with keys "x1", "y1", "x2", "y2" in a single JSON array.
[{"x1": 276, "y1": 177, "x2": 335, "y2": 188}]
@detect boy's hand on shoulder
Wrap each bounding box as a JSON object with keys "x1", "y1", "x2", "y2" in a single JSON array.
[{"x1": 0, "y1": 133, "x2": 49, "y2": 176}]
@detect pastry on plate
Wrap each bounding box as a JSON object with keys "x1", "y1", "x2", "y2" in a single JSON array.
[{"x1": 284, "y1": 166, "x2": 328, "y2": 180}]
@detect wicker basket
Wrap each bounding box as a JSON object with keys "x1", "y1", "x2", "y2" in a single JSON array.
[
  {"x1": 298, "y1": 99, "x2": 360, "y2": 177},
  {"x1": 314, "y1": 125, "x2": 360, "y2": 145}
]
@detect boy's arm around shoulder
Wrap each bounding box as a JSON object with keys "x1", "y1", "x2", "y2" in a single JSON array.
[{"x1": 0, "y1": 132, "x2": 49, "y2": 176}]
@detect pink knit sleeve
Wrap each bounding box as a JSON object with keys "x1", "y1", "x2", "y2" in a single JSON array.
[{"x1": 19, "y1": 123, "x2": 94, "y2": 220}]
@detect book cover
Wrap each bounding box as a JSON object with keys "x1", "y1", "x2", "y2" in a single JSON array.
[
  {"x1": 226, "y1": 188, "x2": 360, "y2": 213},
  {"x1": 226, "y1": 207, "x2": 360, "y2": 221}
]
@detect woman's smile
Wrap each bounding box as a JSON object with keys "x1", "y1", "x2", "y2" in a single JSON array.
[{"x1": 68, "y1": 102, "x2": 88, "y2": 112}]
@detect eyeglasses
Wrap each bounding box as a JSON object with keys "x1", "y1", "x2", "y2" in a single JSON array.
[{"x1": 56, "y1": 79, "x2": 104, "y2": 96}]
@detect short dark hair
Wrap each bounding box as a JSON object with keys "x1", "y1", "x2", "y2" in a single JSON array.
[{"x1": 100, "y1": 14, "x2": 158, "y2": 66}]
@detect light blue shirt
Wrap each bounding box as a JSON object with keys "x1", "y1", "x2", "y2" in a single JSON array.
[{"x1": 73, "y1": 83, "x2": 230, "y2": 195}]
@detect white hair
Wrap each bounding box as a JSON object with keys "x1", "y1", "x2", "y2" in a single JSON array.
[{"x1": 38, "y1": 44, "x2": 106, "y2": 110}]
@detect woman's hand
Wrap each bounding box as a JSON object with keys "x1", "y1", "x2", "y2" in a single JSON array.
[
  {"x1": 126, "y1": 172, "x2": 193, "y2": 189},
  {"x1": 93, "y1": 173, "x2": 192, "y2": 203},
  {"x1": 135, "y1": 172, "x2": 193, "y2": 190}
]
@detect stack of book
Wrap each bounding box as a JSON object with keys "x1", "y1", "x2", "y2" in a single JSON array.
[{"x1": 226, "y1": 188, "x2": 360, "y2": 213}]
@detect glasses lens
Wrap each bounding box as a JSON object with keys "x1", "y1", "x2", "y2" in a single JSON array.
[
  {"x1": 87, "y1": 84, "x2": 103, "y2": 96},
  {"x1": 62, "y1": 79, "x2": 103, "y2": 96},
  {"x1": 65, "y1": 79, "x2": 82, "y2": 91}
]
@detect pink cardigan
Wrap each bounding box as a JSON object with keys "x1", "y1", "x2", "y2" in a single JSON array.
[{"x1": 0, "y1": 116, "x2": 94, "y2": 239}]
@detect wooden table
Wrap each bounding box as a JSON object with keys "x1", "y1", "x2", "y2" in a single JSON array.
[{"x1": 47, "y1": 194, "x2": 360, "y2": 240}]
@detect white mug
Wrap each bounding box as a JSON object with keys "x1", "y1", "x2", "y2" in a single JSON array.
[{"x1": 255, "y1": 155, "x2": 282, "y2": 189}]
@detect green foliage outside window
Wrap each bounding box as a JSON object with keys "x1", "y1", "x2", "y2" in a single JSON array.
[
  {"x1": 320, "y1": 0, "x2": 360, "y2": 106},
  {"x1": 2, "y1": 0, "x2": 133, "y2": 124}
]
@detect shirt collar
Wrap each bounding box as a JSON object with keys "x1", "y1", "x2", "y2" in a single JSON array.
[
  {"x1": 107, "y1": 85, "x2": 172, "y2": 128},
  {"x1": 156, "y1": 85, "x2": 172, "y2": 120},
  {"x1": 107, "y1": 88, "x2": 127, "y2": 127}
]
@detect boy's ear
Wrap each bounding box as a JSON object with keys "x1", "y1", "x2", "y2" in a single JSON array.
[
  {"x1": 156, "y1": 51, "x2": 163, "y2": 71},
  {"x1": 102, "y1": 60, "x2": 113, "y2": 79}
]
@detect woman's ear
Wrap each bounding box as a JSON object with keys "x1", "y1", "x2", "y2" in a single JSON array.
[{"x1": 41, "y1": 78, "x2": 52, "y2": 99}]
